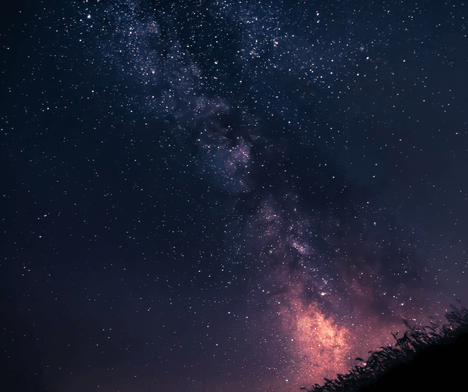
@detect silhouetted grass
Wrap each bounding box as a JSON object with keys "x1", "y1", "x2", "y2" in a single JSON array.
[{"x1": 301, "y1": 300, "x2": 468, "y2": 392}]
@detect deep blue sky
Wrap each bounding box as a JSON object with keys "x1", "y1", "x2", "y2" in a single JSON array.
[{"x1": 1, "y1": 1, "x2": 468, "y2": 391}]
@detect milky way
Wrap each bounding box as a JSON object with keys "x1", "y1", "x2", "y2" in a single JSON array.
[{"x1": 1, "y1": 0, "x2": 468, "y2": 391}]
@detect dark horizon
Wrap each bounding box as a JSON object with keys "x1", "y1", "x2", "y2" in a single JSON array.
[{"x1": 301, "y1": 304, "x2": 468, "y2": 392}]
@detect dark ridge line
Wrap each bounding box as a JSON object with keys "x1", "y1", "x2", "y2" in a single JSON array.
[{"x1": 300, "y1": 301, "x2": 468, "y2": 392}]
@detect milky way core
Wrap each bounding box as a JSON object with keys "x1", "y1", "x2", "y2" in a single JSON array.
[{"x1": 279, "y1": 285, "x2": 351, "y2": 386}]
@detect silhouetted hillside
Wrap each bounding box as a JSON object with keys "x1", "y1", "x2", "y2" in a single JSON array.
[{"x1": 301, "y1": 302, "x2": 468, "y2": 392}]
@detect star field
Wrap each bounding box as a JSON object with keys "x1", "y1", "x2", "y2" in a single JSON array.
[{"x1": 1, "y1": 1, "x2": 468, "y2": 391}]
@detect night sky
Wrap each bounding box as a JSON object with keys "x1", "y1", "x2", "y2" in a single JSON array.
[{"x1": 1, "y1": 1, "x2": 468, "y2": 391}]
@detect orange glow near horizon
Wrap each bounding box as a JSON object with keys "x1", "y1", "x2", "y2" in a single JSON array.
[{"x1": 277, "y1": 285, "x2": 352, "y2": 388}]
